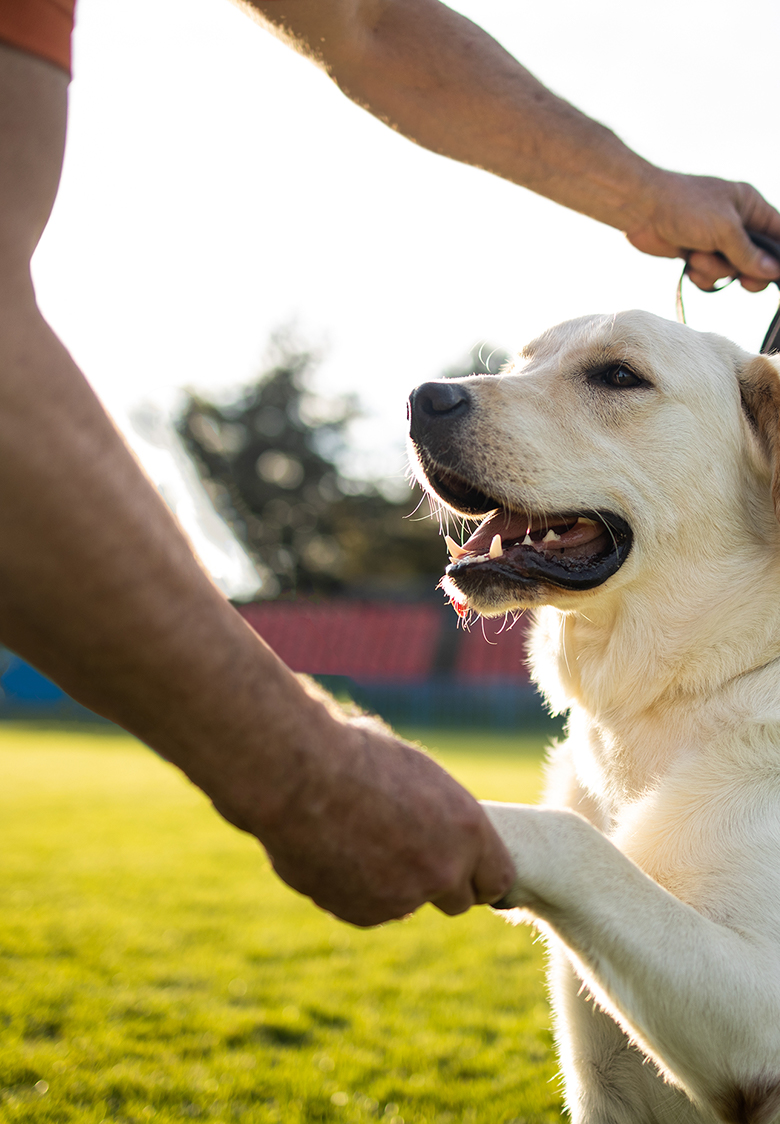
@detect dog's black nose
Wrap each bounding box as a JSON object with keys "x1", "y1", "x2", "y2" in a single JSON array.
[{"x1": 408, "y1": 381, "x2": 471, "y2": 438}]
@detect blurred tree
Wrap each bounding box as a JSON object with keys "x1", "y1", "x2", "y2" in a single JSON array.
[{"x1": 177, "y1": 337, "x2": 510, "y2": 597}]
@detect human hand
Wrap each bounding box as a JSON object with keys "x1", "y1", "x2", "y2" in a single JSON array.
[
  {"x1": 212, "y1": 703, "x2": 516, "y2": 928},
  {"x1": 627, "y1": 170, "x2": 780, "y2": 292}
]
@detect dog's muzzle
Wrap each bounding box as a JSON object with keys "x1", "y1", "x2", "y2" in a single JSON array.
[{"x1": 407, "y1": 380, "x2": 634, "y2": 609}]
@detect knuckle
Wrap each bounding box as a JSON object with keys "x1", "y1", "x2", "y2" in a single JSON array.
[
  {"x1": 425, "y1": 855, "x2": 464, "y2": 899},
  {"x1": 437, "y1": 898, "x2": 471, "y2": 917},
  {"x1": 452, "y1": 794, "x2": 486, "y2": 834}
]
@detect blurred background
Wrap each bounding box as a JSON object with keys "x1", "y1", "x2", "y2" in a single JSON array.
[
  {"x1": 7, "y1": 0, "x2": 779, "y2": 724},
  {"x1": 2, "y1": 6, "x2": 779, "y2": 1117}
]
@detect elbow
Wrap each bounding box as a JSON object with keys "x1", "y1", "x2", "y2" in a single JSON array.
[{"x1": 713, "y1": 1077, "x2": 780, "y2": 1124}]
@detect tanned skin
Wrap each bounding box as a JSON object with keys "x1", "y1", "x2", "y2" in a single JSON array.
[
  {"x1": 1, "y1": 0, "x2": 778, "y2": 925},
  {"x1": 247, "y1": 0, "x2": 780, "y2": 291}
]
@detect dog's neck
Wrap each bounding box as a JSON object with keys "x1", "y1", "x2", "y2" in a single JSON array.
[{"x1": 529, "y1": 546, "x2": 780, "y2": 804}]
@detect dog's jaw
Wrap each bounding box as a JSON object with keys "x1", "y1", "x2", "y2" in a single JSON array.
[{"x1": 440, "y1": 507, "x2": 633, "y2": 616}]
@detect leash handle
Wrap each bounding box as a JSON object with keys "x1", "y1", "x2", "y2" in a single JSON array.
[
  {"x1": 750, "y1": 232, "x2": 780, "y2": 354},
  {"x1": 675, "y1": 231, "x2": 780, "y2": 354}
]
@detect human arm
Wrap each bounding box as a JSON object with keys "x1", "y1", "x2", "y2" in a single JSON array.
[
  {"x1": 0, "y1": 43, "x2": 514, "y2": 925},
  {"x1": 245, "y1": 0, "x2": 780, "y2": 291}
]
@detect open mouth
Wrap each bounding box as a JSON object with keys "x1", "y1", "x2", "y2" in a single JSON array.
[
  {"x1": 442, "y1": 506, "x2": 634, "y2": 614},
  {"x1": 444, "y1": 507, "x2": 632, "y2": 601},
  {"x1": 413, "y1": 449, "x2": 633, "y2": 608}
]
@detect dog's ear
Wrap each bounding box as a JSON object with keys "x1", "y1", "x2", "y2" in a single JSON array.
[{"x1": 739, "y1": 354, "x2": 780, "y2": 520}]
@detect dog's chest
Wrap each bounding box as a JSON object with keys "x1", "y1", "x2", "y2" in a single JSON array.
[
  {"x1": 561, "y1": 710, "x2": 780, "y2": 919},
  {"x1": 566, "y1": 709, "x2": 686, "y2": 810}
]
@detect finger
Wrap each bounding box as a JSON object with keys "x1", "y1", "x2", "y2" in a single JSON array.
[
  {"x1": 334, "y1": 903, "x2": 414, "y2": 928},
  {"x1": 429, "y1": 882, "x2": 476, "y2": 917},
  {"x1": 737, "y1": 276, "x2": 772, "y2": 294},
  {"x1": 735, "y1": 186, "x2": 780, "y2": 247},
  {"x1": 309, "y1": 882, "x2": 419, "y2": 928},
  {"x1": 686, "y1": 251, "x2": 736, "y2": 292},
  {"x1": 733, "y1": 243, "x2": 780, "y2": 281},
  {"x1": 469, "y1": 825, "x2": 516, "y2": 906},
  {"x1": 428, "y1": 816, "x2": 516, "y2": 916},
  {"x1": 710, "y1": 216, "x2": 780, "y2": 282}
]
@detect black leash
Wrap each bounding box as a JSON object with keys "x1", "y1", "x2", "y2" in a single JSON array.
[
  {"x1": 752, "y1": 232, "x2": 780, "y2": 354},
  {"x1": 675, "y1": 231, "x2": 780, "y2": 354}
]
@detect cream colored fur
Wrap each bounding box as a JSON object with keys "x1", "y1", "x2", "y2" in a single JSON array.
[{"x1": 428, "y1": 311, "x2": 780, "y2": 1124}]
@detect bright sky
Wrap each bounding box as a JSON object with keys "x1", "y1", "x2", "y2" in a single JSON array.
[{"x1": 29, "y1": 0, "x2": 780, "y2": 589}]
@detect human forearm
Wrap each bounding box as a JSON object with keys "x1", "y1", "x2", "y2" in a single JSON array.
[
  {"x1": 251, "y1": 0, "x2": 652, "y2": 228},
  {"x1": 339, "y1": 5, "x2": 665, "y2": 233},
  {"x1": 0, "y1": 287, "x2": 514, "y2": 923},
  {"x1": 0, "y1": 40, "x2": 515, "y2": 926},
  {"x1": 249, "y1": 0, "x2": 780, "y2": 287},
  {"x1": 0, "y1": 284, "x2": 319, "y2": 815}
]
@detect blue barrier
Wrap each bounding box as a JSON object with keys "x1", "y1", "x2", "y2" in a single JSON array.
[
  {"x1": 315, "y1": 675, "x2": 558, "y2": 731},
  {"x1": 0, "y1": 656, "x2": 558, "y2": 731},
  {"x1": 0, "y1": 653, "x2": 109, "y2": 722},
  {"x1": 1, "y1": 656, "x2": 66, "y2": 702}
]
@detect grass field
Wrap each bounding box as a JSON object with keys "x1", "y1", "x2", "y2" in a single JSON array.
[{"x1": 0, "y1": 723, "x2": 562, "y2": 1124}]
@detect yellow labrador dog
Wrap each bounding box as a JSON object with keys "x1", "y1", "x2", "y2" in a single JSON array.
[{"x1": 408, "y1": 310, "x2": 780, "y2": 1124}]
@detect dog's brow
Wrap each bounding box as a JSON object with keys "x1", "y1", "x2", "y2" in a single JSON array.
[
  {"x1": 522, "y1": 329, "x2": 642, "y2": 373},
  {"x1": 570, "y1": 343, "x2": 633, "y2": 372}
]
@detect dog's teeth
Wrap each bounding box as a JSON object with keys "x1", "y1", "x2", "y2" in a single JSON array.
[
  {"x1": 543, "y1": 529, "x2": 562, "y2": 542},
  {"x1": 445, "y1": 535, "x2": 467, "y2": 560},
  {"x1": 522, "y1": 533, "x2": 533, "y2": 545},
  {"x1": 489, "y1": 534, "x2": 503, "y2": 559},
  {"x1": 576, "y1": 517, "x2": 597, "y2": 526}
]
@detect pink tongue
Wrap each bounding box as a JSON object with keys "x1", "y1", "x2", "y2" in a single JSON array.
[
  {"x1": 460, "y1": 509, "x2": 606, "y2": 555},
  {"x1": 462, "y1": 510, "x2": 529, "y2": 553}
]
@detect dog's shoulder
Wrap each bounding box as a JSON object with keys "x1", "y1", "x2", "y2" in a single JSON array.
[{"x1": 608, "y1": 719, "x2": 780, "y2": 926}]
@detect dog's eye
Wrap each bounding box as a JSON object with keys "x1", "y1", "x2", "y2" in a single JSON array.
[{"x1": 592, "y1": 366, "x2": 647, "y2": 389}]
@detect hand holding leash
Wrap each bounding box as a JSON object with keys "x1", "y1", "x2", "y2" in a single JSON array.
[{"x1": 676, "y1": 230, "x2": 780, "y2": 354}]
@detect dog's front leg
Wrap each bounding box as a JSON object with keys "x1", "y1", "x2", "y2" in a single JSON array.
[
  {"x1": 548, "y1": 945, "x2": 706, "y2": 1124},
  {"x1": 483, "y1": 802, "x2": 780, "y2": 1121}
]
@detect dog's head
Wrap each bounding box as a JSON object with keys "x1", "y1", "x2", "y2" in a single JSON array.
[{"x1": 408, "y1": 310, "x2": 780, "y2": 618}]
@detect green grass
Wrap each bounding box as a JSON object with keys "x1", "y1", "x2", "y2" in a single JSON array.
[{"x1": 0, "y1": 723, "x2": 561, "y2": 1124}]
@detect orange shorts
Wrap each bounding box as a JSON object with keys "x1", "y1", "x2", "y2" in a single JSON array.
[{"x1": 0, "y1": 0, "x2": 76, "y2": 75}]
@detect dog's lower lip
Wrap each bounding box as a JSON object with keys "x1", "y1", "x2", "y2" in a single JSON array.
[
  {"x1": 411, "y1": 449, "x2": 633, "y2": 596},
  {"x1": 445, "y1": 510, "x2": 633, "y2": 594}
]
